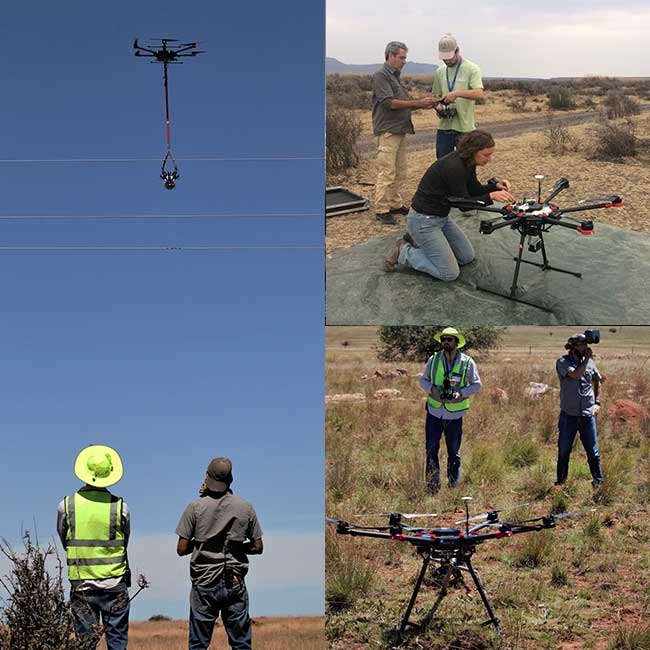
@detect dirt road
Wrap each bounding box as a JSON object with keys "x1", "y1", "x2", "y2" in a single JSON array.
[{"x1": 357, "y1": 105, "x2": 650, "y2": 156}]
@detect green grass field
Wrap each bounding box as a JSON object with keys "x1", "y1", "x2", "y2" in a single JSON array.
[{"x1": 326, "y1": 327, "x2": 650, "y2": 650}]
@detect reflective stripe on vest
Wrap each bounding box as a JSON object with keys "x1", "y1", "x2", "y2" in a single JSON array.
[
  {"x1": 426, "y1": 351, "x2": 471, "y2": 413},
  {"x1": 64, "y1": 490, "x2": 127, "y2": 581}
]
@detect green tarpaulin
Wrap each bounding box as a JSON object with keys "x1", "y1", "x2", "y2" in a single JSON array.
[{"x1": 326, "y1": 210, "x2": 650, "y2": 325}]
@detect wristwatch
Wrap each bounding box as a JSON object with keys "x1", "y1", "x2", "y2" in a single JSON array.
[{"x1": 594, "y1": 401, "x2": 601, "y2": 405}]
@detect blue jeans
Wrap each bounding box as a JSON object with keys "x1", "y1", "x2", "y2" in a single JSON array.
[
  {"x1": 436, "y1": 129, "x2": 463, "y2": 159},
  {"x1": 399, "y1": 211, "x2": 475, "y2": 281},
  {"x1": 425, "y1": 411, "x2": 463, "y2": 489},
  {"x1": 70, "y1": 585, "x2": 129, "y2": 650},
  {"x1": 189, "y1": 576, "x2": 252, "y2": 650},
  {"x1": 556, "y1": 412, "x2": 602, "y2": 484}
]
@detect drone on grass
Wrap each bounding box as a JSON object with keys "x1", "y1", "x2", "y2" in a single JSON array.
[
  {"x1": 134, "y1": 38, "x2": 204, "y2": 189},
  {"x1": 327, "y1": 497, "x2": 595, "y2": 637},
  {"x1": 448, "y1": 175, "x2": 623, "y2": 311}
]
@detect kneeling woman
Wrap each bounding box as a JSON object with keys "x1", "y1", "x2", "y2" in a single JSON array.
[{"x1": 384, "y1": 130, "x2": 515, "y2": 281}]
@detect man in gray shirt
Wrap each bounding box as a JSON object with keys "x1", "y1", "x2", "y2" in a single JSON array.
[
  {"x1": 555, "y1": 334, "x2": 603, "y2": 487},
  {"x1": 176, "y1": 457, "x2": 263, "y2": 650},
  {"x1": 372, "y1": 41, "x2": 438, "y2": 224}
]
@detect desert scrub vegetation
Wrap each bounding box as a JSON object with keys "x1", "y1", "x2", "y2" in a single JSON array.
[
  {"x1": 547, "y1": 86, "x2": 577, "y2": 111},
  {"x1": 326, "y1": 102, "x2": 362, "y2": 175},
  {"x1": 326, "y1": 327, "x2": 650, "y2": 649},
  {"x1": 0, "y1": 533, "x2": 85, "y2": 650}
]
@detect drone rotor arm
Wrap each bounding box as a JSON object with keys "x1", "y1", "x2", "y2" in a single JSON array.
[{"x1": 542, "y1": 177, "x2": 570, "y2": 204}]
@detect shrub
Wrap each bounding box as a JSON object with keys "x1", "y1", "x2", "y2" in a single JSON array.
[
  {"x1": 604, "y1": 90, "x2": 641, "y2": 119},
  {"x1": 326, "y1": 102, "x2": 362, "y2": 175},
  {"x1": 508, "y1": 97, "x2": 530, "y2": 113},
  {"x1": 543, "y1": 116, "x2": 580, "y2": 154},
  {"x1": 591, "y1": 119, "x2": 638, "y2": 162},
  {"x1": 148, "y1": 614, "x2": 171, "y2": 622},
  {"x1": 548, "y1": 87, "x2": 576, "y2": 110},
  {"x1": 0, "y1": 533, "x2": 86, "y2": 650},
  {"x1": 377, "y1": 326, "x2": 504, "y2": 362}
]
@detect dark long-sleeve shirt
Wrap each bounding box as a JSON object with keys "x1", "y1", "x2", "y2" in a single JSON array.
[{"x1": 411, "y1": 151, "x2": 498, "y2": 217}]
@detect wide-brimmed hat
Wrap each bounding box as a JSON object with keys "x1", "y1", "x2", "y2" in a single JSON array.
[
  {"x1": 205, "y1": 457, "x2": 233, "y2": 492},
  {"x1": 433, "y1": 327, "x2": 466, "y2": 349},
  {"x1": 74, "y1": 445, "x2": 123, "y2": 488}
]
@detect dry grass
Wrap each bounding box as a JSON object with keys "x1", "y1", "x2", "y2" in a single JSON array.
[
  {"x1": 96, "y1": 617, "x2": 324, "y2": 650},
  {"x1": 326, "y1": 326, "x2": 650, "y2": 650},
  {"x1": 326, "y1": 113, "x2": 650, "y2": 254}
]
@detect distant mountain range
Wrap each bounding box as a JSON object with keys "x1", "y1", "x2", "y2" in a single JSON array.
[{"x1": 326, "y1": 57, "x2": 437, "y2": 75}]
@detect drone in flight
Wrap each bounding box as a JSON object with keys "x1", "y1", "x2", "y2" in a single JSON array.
[
  {"x1": 134, "y1": 38, "x2": 204, "y2": 190},
  {"x1": 448, "y1": 176, "x2": 623, "y2": 311},
  {"x1": 327, "y1": 497, "x2": 595, "y2": 637}
]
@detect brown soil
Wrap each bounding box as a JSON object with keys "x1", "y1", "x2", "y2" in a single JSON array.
[{"x1": 326, "y1": 114, "x2": 650, "y2": 255}]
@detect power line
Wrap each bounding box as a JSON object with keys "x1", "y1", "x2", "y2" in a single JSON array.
[
  {"x1": 0, "y1": 245, "x2": 323, "y2": 251},
  {"x1": 0, "y1": 212, "x2": 322, "y2": 221},
  {"x1": 0, "y1": 156, "x2": 323, "y2": 164}
]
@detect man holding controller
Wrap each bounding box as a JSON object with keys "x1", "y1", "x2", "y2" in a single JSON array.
[{"x1": 555, "y1": 330, "x2": 604, "y2": 488}]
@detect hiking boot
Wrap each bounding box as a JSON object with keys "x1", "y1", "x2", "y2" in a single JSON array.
[
  {"x1": 390, "y1": 205, "x2": 410, "y2": 216},
  {"x1": 376, "y1": 211, "x2": 397, "y2": 225},
  {"x1": 383, "y1": 239, "x2": 403, "y2": 272},
  {"x1": 403, "y1": 231, "x2": 418, "y2": 248}
]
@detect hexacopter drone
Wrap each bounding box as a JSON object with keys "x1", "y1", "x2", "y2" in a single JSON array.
[
  {"x1": 448, "y1": 176, "x2": 623, "y2": 311},
  {"x1": 134, "y1": 38, "x2": 204, "y2": 189},
  {"x1": 327, "y1": 498, "x2": 594, "y2": 636}
]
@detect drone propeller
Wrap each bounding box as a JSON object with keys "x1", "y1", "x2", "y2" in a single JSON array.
[
  {"x1": 578, "y1": 195, "x2": 622, "y2": 205},
  {"x1": 455, "y1": 502, "x2": 532, "y2": 525},
  {"x1": 354, "y1": 513, "x2": 438, "y2": 519},
  {"x1": 514, "y1": 508, "x2": 596, "y2": 525}
]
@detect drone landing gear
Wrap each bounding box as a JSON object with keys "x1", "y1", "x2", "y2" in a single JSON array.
[
  {"x1": 397, "y1": 550, "x2": 501, "y2": 638},
  {"x1": 477, "y1": 229, "x2": 582, "y2": 313}
]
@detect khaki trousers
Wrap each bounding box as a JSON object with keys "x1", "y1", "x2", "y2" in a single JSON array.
[{"x1": 375, "y1": 132, "x2": 407, "y2": 214}]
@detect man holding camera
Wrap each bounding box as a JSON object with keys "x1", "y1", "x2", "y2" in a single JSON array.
[
  {"x1": 372, "y1": 41, "x2": 439, "y2": 224},
  {"x1": 555, "y1": 332, "x2": 603, "y2": 488},
  {"x1": 419, "y1": 327, "x2": 481, "y2": 492},
  {"x1": 432, "y1": 34, "x2": 485, "y2": 159}
]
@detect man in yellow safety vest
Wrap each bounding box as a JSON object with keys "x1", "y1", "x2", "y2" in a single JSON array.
[
  {"x1": 57, "y1": 444, "x2": 130, "y2": 650},
  {"x1": 419, "y1": 328, "x2": 481, "y2": 492}
]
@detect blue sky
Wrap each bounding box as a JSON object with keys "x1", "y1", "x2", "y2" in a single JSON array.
[
  {"x1": 327, "y1": 1, "x2": 650, "y2": 77},
  {"x1": 0, "y1": 0, "x2": 324, "y2": 619}
]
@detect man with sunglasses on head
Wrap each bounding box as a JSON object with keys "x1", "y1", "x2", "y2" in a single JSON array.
[
  {"x1": 432, "y1": 34, "x2": 485, "y2": 159},
  {"x1": 419, "y1": 327, "x2": 481, "y2": 493}
]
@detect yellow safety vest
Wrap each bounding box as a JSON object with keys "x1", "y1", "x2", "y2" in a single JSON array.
[
  {"x1": 64, "y1": 489, "x2": 127, "y2": 581},
  {"x1": 426, "y1": 351, "x2": 471, "y2": 413}
]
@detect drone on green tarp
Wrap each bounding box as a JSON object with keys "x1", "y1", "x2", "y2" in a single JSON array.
[
  {"x1": 134, "y1": 38, "x2": 204, "y2": 189},
  {"x1": 327, "y1": 497, "x2": 595, "y2": 636},
  {"x1": 447, "y1": 175, "x2": 624, "y2": 311}
]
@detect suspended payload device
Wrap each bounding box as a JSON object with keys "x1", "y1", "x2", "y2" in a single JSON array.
[{"x1": 134, "y1": 38, "x2": 204, "y2": 189}]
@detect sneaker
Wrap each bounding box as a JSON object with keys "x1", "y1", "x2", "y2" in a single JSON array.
[
  {"x1": 592, "y1": 479, "x2": 603, "y2": 489},
  {"x1": 383, "y1": 239, "x2": 403, "y2": 272},
  {"x1": 403, "y1": 231, "x2": 418, "y2": 248},
  {"x1": 376, "y1": 211, "x2": 398, "y2": 225},
  {"x1": 390, "y1": 205, "x2": 410, "y2": 216}
]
